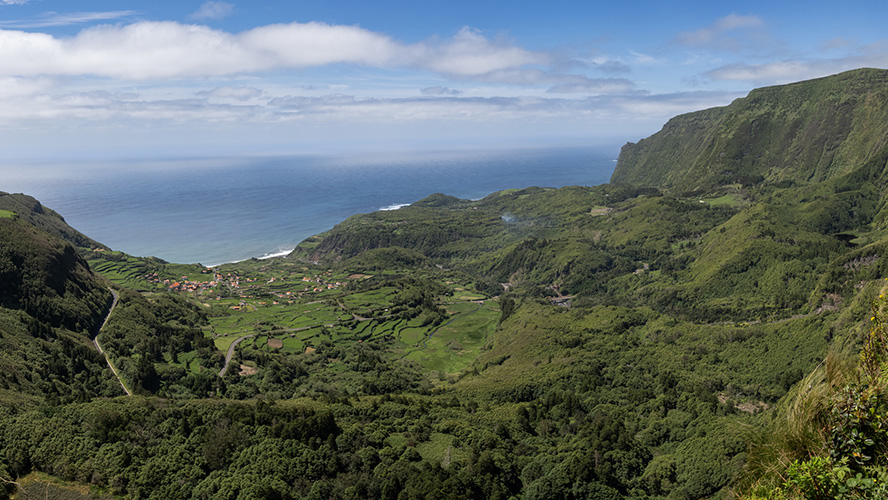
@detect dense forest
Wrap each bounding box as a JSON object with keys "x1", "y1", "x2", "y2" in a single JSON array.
[{"x1": 3, "y1": 68, "x2": 888, "y2": 499}]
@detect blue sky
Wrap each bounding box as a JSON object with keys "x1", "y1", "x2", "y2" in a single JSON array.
[{"x1": 1, "y1": 0, "x2": 886, "y2": 159}]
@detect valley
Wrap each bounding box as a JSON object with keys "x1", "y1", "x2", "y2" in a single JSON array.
[{"x1": 2, "y1": 68, "x2": 888, "y2": 499}]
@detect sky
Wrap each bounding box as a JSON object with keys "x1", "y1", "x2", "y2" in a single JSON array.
[{"x1": 1, "y1": 0, "x2": 887, "y2": 160}]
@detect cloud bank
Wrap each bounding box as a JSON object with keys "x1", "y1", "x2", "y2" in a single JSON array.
[
  {"x1": 0, "y1": 10, "x2": 886, "y2": 156},
  {"x1": 0, "y1": 22, "x2": 547, "y2": 82}
]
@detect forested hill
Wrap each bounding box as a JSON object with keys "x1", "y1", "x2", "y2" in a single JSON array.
[
  {"x1": 0, "y1": 213, "x2": 123, "y2": 407},
  {"x1": 612, "y1": 68, "x2": 888, "y2": 193},
  {"x1": 0, "y1": 192, "x2": 107, "y2": 250},
  {"x1": 5, "y1": 70, "x2": 888, "y2": 499}
]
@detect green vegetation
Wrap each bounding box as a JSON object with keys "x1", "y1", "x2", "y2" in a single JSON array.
[
  {"x1": 0, "y1": 192, "x2": 106, "y2": 250},
  {"x1": 87, "y1": 251, "x2": 210, "y2": 292},
  {"x1": 737, "y1": 290, "x2": 888, "y2": 499},
  {"x1": 613, "y1": 68, "x2": 888, "y2": 193},
  {"x1": 0, "y1": 218, "x2": 123, "y2": 411},
  {"x1": 5, "y1": 68, "x2": 888, "y2": 499}
]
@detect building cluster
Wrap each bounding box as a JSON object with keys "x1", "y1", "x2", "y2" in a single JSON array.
[
  {"x1": 145, "y1": 269, "x2": 355, "y2": 304},
  {"x1": 300, "y1": 274, "x2": 344, "y2": 293},
  {"x1": 143, "y1": 271, "x2": 259, "y2": 293}
]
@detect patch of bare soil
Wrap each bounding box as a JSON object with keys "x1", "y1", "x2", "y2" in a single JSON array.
[{"x1": 238, "y1": 364, "x2": 258, "y2": 376}]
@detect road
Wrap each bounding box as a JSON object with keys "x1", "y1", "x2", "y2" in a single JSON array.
[
  {"x1": 93, "y1": 289, "x2": 132, "y2": 396},
  {"x1": 216, "y1": 322, "x2": 336, "y2": 377},
  {"x1": 218, "y1": 334, "x2": 256, "y2": 377}
]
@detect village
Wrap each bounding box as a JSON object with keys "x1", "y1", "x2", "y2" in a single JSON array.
[{"x1": 141, "y1": 267, "x2": 349, "y2": 301}]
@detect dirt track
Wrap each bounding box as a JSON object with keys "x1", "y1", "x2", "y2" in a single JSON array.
[{"x1": 93, "y1": 289, "x2": 132, "y2": 396}]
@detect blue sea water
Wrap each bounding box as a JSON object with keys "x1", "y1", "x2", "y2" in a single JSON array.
[{"x1": 2, "y1": 146, "x2": 617, "y2": 266}]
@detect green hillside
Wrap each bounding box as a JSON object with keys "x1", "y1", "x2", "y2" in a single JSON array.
[
  {"x1": 4, "y1": 69, "x2": 888, "y2": 499},
  {"x1": 0, "y1": 192, "x2": 108, "y2": 250},
  {"x1": 612, "y1": 68, "x2": 888, "y2": 193},
  {"x1": 0, "y1": 216, "x2": 123, "y2": 408}
]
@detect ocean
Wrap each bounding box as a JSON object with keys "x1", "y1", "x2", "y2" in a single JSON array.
[{"x1": 2, "y1": 146, "x2": 618, "y2": 266}]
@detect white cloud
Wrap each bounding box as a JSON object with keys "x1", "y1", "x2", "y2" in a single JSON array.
[
  {"x1": 675, "y1": 14, "x2": 764, "y2": 47},
  {"x1": 190, "y1": 2, "x2": 235, "y2": 21},
  {"x1": 257, "y1": 91, "x2": 744, "y2": 127},
  {"x1": 0, "y1": 15, "x2": 764, "y2": 148},
  {"x1": 11, "y1": 87, "x2": 740, "y2": 126},
  {"x1": 0, "y1": 73, "x2": 754, "y2": 155},
  {"x1": 240, "y1": 22, "x2": 403, "y2": 68},
  {"x1": 682, "y1": 53, "x2": 701, "y2": 65},
  {"x1": 196, "y1": 86, "x2": 264, "y2": 101},
  {"x1": 673, "y1": 13, "x2": 779, "y2": 55},
  {"x1": 421, "y1": 86, "x2": 462, "y2": 96},
  {"x1": 0, "y1": 79, "x2": 733, "y2": 127},
  {"x1": 706, "y1": 61, "x2": 819, "y2": 83},
  {"x1": 547, "y1": 78, "x2": 635, "y2": 94},
  {"x1": 0, "y1": 21, "x2": 549, "y2": 83},
  {"x1": 420, "y1": 27, "x2": 547, "y2": 76},
  {"x1": 0, "y1": 0, "x2": 30, "y2": 4},
  {"x1": 0, "y1": 76, "x2": 49, "y2": 98},
  {"x1": 0, "y1": 11, "x2": 137, "y2": 28},
  {"x1": 593, "y1": 60, "x2": 631, "y2": 74},
  {"x1": 704, "y1": 40, "x2": 888, "y2": 84},
  {"x1": 628, "y1": 50, "x2": 661, "y2": 65},
  {"x1": 606, "y1": 90, "x2": 745, "y2": 118}
]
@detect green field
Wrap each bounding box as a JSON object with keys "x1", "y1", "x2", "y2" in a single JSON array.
[
  {"x1": 83, "y1": 229, "x2": 506, "y2": 394},
  {"x1": 213, "y1": 332, "x2": 255, "y2": 352},
  {"x1": 701, "y1": 193, "x2": 746, "y2": 206},
  {"x1": 176, "y1": 259, "x2": 505, "y2": 387},
  {"x1": 88, "y1": 251, "x2": 210, "y2": 291},
  {"x1": 402, "y1": 301, "x2": 500, "y2": 374},
  {"x1": 161, "y1": 350, "x2": 202, "y2": 374}
]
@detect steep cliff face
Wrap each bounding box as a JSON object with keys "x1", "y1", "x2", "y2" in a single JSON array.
[
  {"x1": 0, "y1": 191, "x2": 108, "y2": 250},
  {"x1": 612, "y1": 68, "x2": 888, "y2": 192}
]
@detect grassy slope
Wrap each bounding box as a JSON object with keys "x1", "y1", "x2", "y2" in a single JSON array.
[
  {"x1": 0, "y1": 218, "x2": 123, "y2": 407},
  {"x1": 6, "y1": 70, "x2": 888, "y2": 498},
  {"x1": 613, "y1": 68, "x2": 888, "y2": 192},
  {"x1": 0, "y1": 192, "x2": 107, "y2": 250}
]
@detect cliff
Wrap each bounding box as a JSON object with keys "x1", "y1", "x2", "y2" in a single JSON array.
[{"x1": 612, "y1": 68, "x2": 888, "y2": 193}]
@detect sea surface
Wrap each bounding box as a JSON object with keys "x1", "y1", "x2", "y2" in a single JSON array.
[{"x1": 2, "y1": 146, "x2": 617, "y2": 266}]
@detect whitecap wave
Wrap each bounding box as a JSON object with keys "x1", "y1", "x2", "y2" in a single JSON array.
[
  {"x1": 379, "y1": 203, "x2": 411, "y2": 211},
  {"x1": 259, "y1": 248, "x2": 295, "y2": 260},
  {"x1": 206, "y1": 247, "x2": 296, "y2": 267}
]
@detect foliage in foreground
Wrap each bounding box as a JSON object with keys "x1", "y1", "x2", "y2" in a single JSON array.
[{"x1": 741, "y1": 291, "x2": 888, "y2": 499}]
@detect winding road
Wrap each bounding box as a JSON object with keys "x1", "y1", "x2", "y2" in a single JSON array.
[
  {"x1": 93, "y1": 288, "x2": 132, "y2": 396},
  {"x1": 218, "y1": 334, "x2": 256, "y2": 377},
  {"x1": 217, "y1": 322, "x2": 338, "y2": 377}
]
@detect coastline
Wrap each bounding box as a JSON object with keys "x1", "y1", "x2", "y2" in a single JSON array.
[
  {"x1": 205, "y1": 202, "x2": 412, "y2": 267},
  {"x1": 379, "y1": 202, "x2": 411, "y2": 211},
  {"x1": 19, "y1": 146, "x2": 615, "y2": 266},
  {"x1": 205, "y1": 247, "x2": 296, "y2": 268}
]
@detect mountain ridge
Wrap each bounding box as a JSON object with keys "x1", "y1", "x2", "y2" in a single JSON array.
[
  {"x1": 0, "y1": 192, "x2": 108, "y2": 251},
  {"x1": 4, "y1": 69, "x2": 888, "y2": 499},
  {"x1": 612, "y1": 68, "x2": 888, "y2": 193}
]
